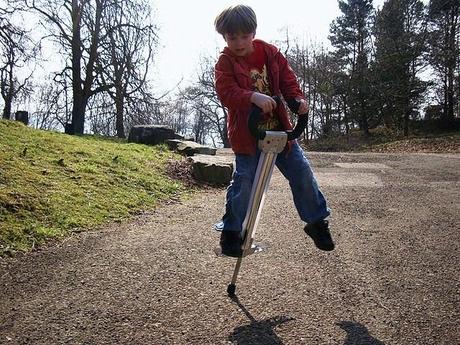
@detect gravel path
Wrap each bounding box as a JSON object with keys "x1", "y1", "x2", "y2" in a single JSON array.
[{"x1": 1, "y1": 152, "x2": 459, "y2": 345}]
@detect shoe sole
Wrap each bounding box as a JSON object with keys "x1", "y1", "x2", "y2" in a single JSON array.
[{"x1": 305, "y1": 228, "x2": 335, "y2": 251}]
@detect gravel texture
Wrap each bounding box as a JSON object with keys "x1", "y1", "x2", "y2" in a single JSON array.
[{"x1": 0, "y1": 152, "x2": 459, "y2": 345}]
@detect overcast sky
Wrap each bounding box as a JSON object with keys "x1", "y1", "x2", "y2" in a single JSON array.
[{"x1": 150, "y1": 0, "x2": 391, "y2": 94}]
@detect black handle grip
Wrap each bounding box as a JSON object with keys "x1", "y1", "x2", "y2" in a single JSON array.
[
  {"x1": 287, "y1": 115, "x2": 308, "y2": 141},
  {"x1": 248, "y1": 96, "x2": 308, "y2": 141},
  {"x1": 248, "y1": 96, "x2": 281, "y2": 140},
  {"x1": 285, "y1": 99, "x2": 308, "y2": 140}
]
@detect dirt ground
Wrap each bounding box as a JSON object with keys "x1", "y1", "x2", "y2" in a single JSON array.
[{"x1": 1, "y1": 151, "x2": 459, "y2": 345}]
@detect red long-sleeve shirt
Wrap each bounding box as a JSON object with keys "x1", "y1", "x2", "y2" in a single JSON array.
[{"x1": 215, "y1": 39, "x2": 305, "y2": 154}]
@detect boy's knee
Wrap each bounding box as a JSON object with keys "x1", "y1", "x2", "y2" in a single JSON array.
[{"x1": 234, "y1": 170, "x2": 255, "y2": 186}]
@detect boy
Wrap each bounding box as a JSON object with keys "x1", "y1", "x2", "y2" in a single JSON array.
[{"x1": 214, "y1": 4, "x2": 334, "y2": 257}]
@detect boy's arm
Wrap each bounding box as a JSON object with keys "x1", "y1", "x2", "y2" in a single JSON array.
[
  {"x1": 214, "y1": 56, "x2": 253, "y2": 110},
  {"x1": 215, "y1": 56, "x2": 277, "y2": 113}
]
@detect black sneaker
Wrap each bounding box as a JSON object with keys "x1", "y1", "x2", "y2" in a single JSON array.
[
  {"x1": 304, "y1": 220, "x2": 335, "y2": 251},
  {"x1": 220, "y1": 231, "x2": 243, "y2": 257}
]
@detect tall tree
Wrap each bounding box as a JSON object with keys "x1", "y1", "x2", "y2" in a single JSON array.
[
  {"x1": 286, "y1": 41, "x2": 349, "y2": 139},
  {"x1": 21, "y1": 0, "x2": 112, "y2": 134},
  {"x1": 96, "y1": 0, "x2": 158, "y2": 138},
  {"x1": 374, "y1": 0, "x2": 428, "y2": 135},
  {"x1": 182, "y1": 56, "x2": 229, "y2": 147},
  {"x1": 329, "y1": 0, "x2": 375, "y2": 135},
  {"x1": 428, "y1": 0, "x2": 459, "y2": 123},
  {"x1": 0, "y1": 7, "x2": 36, "y2": 120}
]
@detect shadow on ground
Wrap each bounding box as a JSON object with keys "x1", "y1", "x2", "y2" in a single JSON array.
[
  {"x1": 227, "y1": 296, "x2": 385, "y2": 345},
  {"x1": 337, "y1": 321, "x2": 385, "y2": 345},
  {"x1": 228, "y1": 296, "x2": 294, "y2": 345}
]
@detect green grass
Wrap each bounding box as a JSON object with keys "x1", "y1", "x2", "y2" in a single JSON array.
[{"x1": 0, "y1": 120, "x2": 186, "y2": 256}]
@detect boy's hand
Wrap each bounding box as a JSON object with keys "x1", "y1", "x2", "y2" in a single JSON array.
[
  {"x1": 295, "y1": 98, "x2": 309, "y2": 115},
  {"x1": 251, "y1": 92, "x2": 277, "y2": 113}
]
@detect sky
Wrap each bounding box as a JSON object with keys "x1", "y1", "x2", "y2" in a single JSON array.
[
  {"x1": 150, "y1": 0, "x2": 389, "y2": 95},
  {"x1": 3, "y1": 0, "x2": 429, "y2": 105}
]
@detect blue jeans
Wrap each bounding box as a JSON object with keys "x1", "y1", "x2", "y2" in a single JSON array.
[{"x1": 222, "y1": 142, "x2": 330, "y2": 232}]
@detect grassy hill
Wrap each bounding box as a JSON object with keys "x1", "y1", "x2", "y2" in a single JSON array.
[{"x1": 0, "y1": 120, "x2": 186, "y2": 256}]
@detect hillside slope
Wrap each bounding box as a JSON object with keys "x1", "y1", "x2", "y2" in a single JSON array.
[{"x1": 0, "y1": 120, "x2": 185, "y2": 255}]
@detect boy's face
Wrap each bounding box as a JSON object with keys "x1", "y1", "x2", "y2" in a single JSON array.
[{"x1": 223, "y1": 31, "x2": 255, "y2": 57}]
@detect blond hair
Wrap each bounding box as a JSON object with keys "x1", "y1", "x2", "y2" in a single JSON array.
[{"x1": 214, "y1": 4, "x2": 257, "y2": 36}]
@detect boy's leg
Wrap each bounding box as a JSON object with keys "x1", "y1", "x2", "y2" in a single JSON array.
[
  {"x1": 275, "y1": 142, "x2": 330, "y2": 223},
  {"x1": 276, "y1": 142, "x2": 334, "y2": 251},
  {"x1": 220, "y1": 152, "x2": 260, "y2": 256}
]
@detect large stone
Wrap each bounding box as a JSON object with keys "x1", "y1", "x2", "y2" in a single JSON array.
[
  {"x1": 15, "y1": 111, "x2": 29, "y2": 125},
  {"x1": 189, "y1": 154, "x2": 234, "y2": 185},
  {"x1": 128, "y1": 125, "x2": 183, "y2": 145},
  {"x1": 166, "y1": 139, "x2": 217, "y2": 156}
]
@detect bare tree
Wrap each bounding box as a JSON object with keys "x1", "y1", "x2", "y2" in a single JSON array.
[
  {"x1": 0, "y1": 6, "x2": 36, "y2": 120},
  {"x1": 287, "y1": 41, "x2": 311, "y2": 140},
  {"x1": 96, "y1": 0, "x2": 158, "y2": 138},
  {"x1": 181, "y1": 55, "x2": 229, "y2": 147},
  {"x1": 31, "y1": 76, "x2": 71, "y2": 130},
  {"x1": 286, "y1": 39, "x2": 347, "y2": 139},
  {"x1": 156, "y1": 97, "x2": 191, "y2": 136},
  {"x1": 19, "y1": 0, "x2": 115, "y2": 134}
]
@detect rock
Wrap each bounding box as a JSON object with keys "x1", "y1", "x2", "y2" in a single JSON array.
[
  {"x1": 166, "y1": 139, "x2": 217, "y2": 156},
  {"x1": 189, "y1": 154, "x2": 234, "y2": 185},
  {"x1": 128, "y1": 125, "x2": 183, "y2": 145},
  {"x1": 15, "y1": 111, "x2": 29, "y2": 125}
]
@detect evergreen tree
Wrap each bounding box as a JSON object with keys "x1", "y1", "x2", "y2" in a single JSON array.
[
  {"x1": 373, "y1": 0, "x2": 428, "y2": 135},
  {"x1": 329, "y1": 0, "x2": 375, "y2": 135},
  {"x1": 427, "y1": 0, "x2": 459, "y2": 124}
]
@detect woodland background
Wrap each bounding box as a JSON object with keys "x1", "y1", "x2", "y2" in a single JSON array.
[{"x1": 1, "y1": 0, "x2": 459, "y2": 147}]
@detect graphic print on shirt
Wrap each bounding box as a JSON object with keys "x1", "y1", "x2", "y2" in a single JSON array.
[{"x1": 250, "y1": 65, "x2": 280, "y2": 130}]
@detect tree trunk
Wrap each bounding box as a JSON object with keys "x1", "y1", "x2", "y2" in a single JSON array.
[
  {"x1": 220, "y1": 104, "x2": 230, "y2": 148},
  {"x1": 222, "y1": 122, "x2": 230, "y2": 148},
  {"x1": 361, "y1": 107, "x2": 369, "y2": 136},
  {"x1": 69, "y1": 95, "x2": 87, "y2": 135},
  {"x1": 343, "y1": 97, "x2": 349, "y2": 137},
  {"x1": 446, "y1": 5, "x2": 458, "y2": 121},
  {"x1": 2, "y1": 98, "x2": 12, "y2": 120},
  {"x1": 68, "y1": 0, "x2": 103, "y2": 135},
  {"x1": 69, "y1": 0, "x2": 85, "y2": 134},
  {"x1": 115, "y1": 92, "x2": 125, "y2": 138},
  {"x1": 303, "y1": 112, "x2": 310, "y2": 143},
  {"x1": 310, "y1": 78, "x2": 317, "y2": 140},
  {"x1": 404, "y1": 108, "x2": 410, "y2": 137},
  {"x1": 2, "y1": 63, "x2": 14, "y2": 120}
]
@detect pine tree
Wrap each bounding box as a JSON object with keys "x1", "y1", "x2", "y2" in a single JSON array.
[
  {"x1": 427, "y1": 0, "x2": 459, "y2": 124},
  {"x1": 373, "y1": 0, "x2": 427, "y2": 135},
  {"x1": 329, "y1": 0, "x2": 374, "y2": 135}
]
